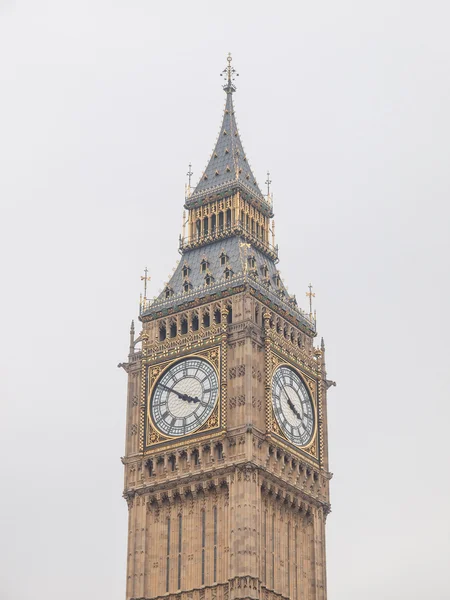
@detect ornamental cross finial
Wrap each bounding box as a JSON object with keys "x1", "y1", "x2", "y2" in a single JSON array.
[
  {"x1": 265, "y1": 171, "x2": 272, "y2": 196},
  {"x1": 220, "y1": 53, "x2": 238, "y2": 93},
  {"x1": 306, "y1": 283, "x2": 315, "y2": 317},
  {"x1": 141, "y1": 266, "x2": 151, "y2": 299},
  {"x1": 187, "y1": 163, "x2": 193, "y2": 187}
]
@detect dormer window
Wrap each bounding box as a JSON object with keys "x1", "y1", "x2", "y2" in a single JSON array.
[
  {"x1": 183, "y1": 281, "x2": 192, "y2": 293},
  {"x1": 274, "y1": 273, "x2": 281, "y2": 288},
  {"x1": 182, "y1": 264, "x2": 190, "y2": 278},
  {"x1": 164, "y1": 286, "x2": 174, "y2": 299},
  {"x1": 220, "y1": 251, "x2": 228, "y2": 266},
  {"x1": 247, "y1": 256, "x2": 256, "y2": 270},
  {"x1": 205, "y1": 274, "x2": 213, "y2": 286},
  {"x1": 224, "y1": 267, "x2": 233, "y2": 280},
  {"x1": 261, "y1": 264, "x2": 269, "y2": 278},
  {"x1": 200, "y1": 258, "x2": 209, "y2": 273}
]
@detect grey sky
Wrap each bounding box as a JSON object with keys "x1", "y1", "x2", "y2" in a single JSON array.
[{"x1": 1, "y1": 1, "x2": 449, "y2": 599}]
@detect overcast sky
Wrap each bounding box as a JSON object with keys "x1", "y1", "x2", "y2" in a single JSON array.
[{"x1": 1, "y1": 1, "x2": 450, "y2": 599}]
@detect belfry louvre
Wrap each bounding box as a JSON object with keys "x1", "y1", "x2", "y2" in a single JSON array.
[{"x1": 120, "y1": 55, "x2": 333, "y2": 600}]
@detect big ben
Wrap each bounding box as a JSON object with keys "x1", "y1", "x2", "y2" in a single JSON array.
[{"x1": 120, "y1": 55, "x2": 333, "y2": 600}]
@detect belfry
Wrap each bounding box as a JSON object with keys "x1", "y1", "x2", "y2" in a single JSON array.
[{"x1": 121, "y1": 55, "x2": 333, "y2": 600}]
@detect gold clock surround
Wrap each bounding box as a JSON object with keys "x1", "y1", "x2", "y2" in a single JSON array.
[
  {"x1": 267, "y1": 350, "x2": 320, "y2": 461},
  {"x1": 141, "y1": 345, "x2": 224, "y2": 452}
]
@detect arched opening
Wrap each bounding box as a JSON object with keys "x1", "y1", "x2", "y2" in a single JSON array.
[
  {"x1": 146, "y1": 459, "x2": 154, "y2": 477},
  {"x1": 214, "y1": 308, "x2": 221, "y2": 324},
  {"x1": 203, "y1": 311, "x2": 210, "y2": 328},
  {"x1": 211, "y1": 214, "x2": 216, "y2": 234},
  {"x1": 170, "y1": 322, "x2": 177, "y2": 338},
  {"x1": 216, "y1": 442, "x2": 224, "y2": 461},
  {"x1": 159, "y1": 324, "x2": 166, "y2": 341},
  {"x1": 196, "y1": 220, "x2": 201, "y2": 240},
  {"x1": 181, "y1": 318, "x2": 188, "y2": 335},
  {"x1": 227, "y1": 306, "x2": 233, "y2": 324},
  {"x1": 240, "y1": 210, "x2": 244, "y2": 226},
  {"x1": 226, "y1": 208, "x2": 232, "y2": 228},
  {"x1": 203, "y1": 216, "x2": 209, "y2": 236},
  {"x1": 251, "y1": 218, "x2": 255, "y2": 234},
  {"x1": 168, "y1": 455, "x2": 176, "y2": 472},
  {"x1": 192, "y1": 448, "x2": 199, "y2": 466},
  {"x1": 255, "y1": 304, "x2": 259, "y2": 324},
  {"x1": 218, "y1": 212, "x2": 224, "y2": 231},
  {"x1": 192, "y1": 314, "x2": 199, "y2": 331}
]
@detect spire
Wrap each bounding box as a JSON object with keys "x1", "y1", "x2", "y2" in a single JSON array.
[
  {"x1": 129, "y1": 320, "x2": 135, "y2": 356},
  {"x1": 187, "y1": 54, "x2": 270, "y2": 213}
]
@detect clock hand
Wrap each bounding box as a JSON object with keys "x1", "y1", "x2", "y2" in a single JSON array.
[
  {"x1": 282, "y1": 389, "x2": 302, "y2": 420},
  {"x1": 159, "y1": 383, "x2": 200, "y2": 403}
]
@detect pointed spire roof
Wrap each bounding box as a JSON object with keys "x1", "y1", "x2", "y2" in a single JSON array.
[{"x1": 186, "y1": 55, "x2": 272, "y2": 215}]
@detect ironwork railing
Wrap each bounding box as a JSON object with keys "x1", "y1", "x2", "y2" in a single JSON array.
[{"x1": 140, "y1": 271, "x2": 316, "y2": 333}]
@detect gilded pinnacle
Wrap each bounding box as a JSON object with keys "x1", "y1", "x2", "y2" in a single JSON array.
[{"x1": 220, "y1": 53, "x2": 238, "y2": 94}]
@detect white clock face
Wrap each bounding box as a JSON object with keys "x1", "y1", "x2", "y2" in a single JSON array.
[
  {"x1": 150, "y1": 358, "x2": 219, "y2": 437},
  {"x1": 272, "y1": 366, "x2": 315, "y2": 447}
]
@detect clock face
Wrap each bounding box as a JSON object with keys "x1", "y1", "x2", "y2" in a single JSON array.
[
  {"x1": 272, "y1": 365, "x2": 315, "y2": 447},
  {"x1": 150, "y1": 357, "x2": 219, "y2": 437}
]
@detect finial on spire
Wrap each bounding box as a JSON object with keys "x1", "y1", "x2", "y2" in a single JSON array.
[
  {"x1": 265, "y1": 171, "x2": 272, "y2": 196},
  {"x1": 220, "y1": 53, "x2": 238, "y2": 94},
  {"x1": 185, "y1": 163, "x2": 193, "y2": 199},
  {"x1": 306, "y1": 283, "x2": 315, "y2": 318},
  {"x1": 141, "y1": 267, "x2": 151, "y2": 299},
  {"x1": 187, "y1": 163, "x2": 193, "y2": 187}
]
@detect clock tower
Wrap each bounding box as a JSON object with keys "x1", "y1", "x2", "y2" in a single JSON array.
[{"x1": 120, "y1": 56, "x2": 333, "y2": 600}]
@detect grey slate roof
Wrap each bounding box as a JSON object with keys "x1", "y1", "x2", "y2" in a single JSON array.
[
  {"x1": 187, "y1": 90, "x2": 267, "y2": 205},
  {"x1": 161, "y1": 237, "x2": 283, "y2": 297},
  {"x1": 143, "y1": 236, "x2": 315, "y2": 333}
]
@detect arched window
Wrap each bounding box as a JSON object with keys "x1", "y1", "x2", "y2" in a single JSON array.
[
  {"x1": 181, "y1": 317, "x2": 188, "y2": 335},
  {"x1": 203, "y1": 216, "x2": 209, "y2": 236},
  {"x1": 196, "y1": 220, "x2": 201, "y2": 240},
  {"x1": 203, "y1": 311, "x2": 210, "y2": 327},
  {"x1": 214, "y1": 308, "x2": 221, "y2": 324},
  {"x1": 159, "y1": 324, "x2": 166, "y2": 341},
  {"x1": 218, "y1": 212, "x2": 224, "y2": 231},
  {"x1": 216, "y1": 442, "x2": 224, "y2": 460},
  {"x1": 211, "y1": 214, "x2": 216, "y2": 233},
  {"x1": 192, "y1": 448, "x2": 199, "y2": 465},
  {"x1": 170, "y1": 322, "x2": 177, "y2": 338},
  {"x1": 227, "y1": 306, "x2": 233, "y2": 324},
  {"x1": 192, "y1": 314, "x2": 199, "y2": 331},
  {"x1": 226, "y1": 208, "x2": 232, "y2": 228}
]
